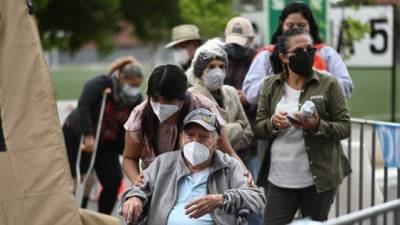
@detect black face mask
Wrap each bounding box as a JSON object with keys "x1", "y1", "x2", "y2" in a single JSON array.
[
  {"x1": 224, "y1": 43, "x2": 254, "y2": 59},
  {"x1": 287, "y1": 49, "x2": 315, "y2": 77}
]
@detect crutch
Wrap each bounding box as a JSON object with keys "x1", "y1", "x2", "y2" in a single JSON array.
[{"x1": 75, "y1": 88, "x2": 111, "y2": 206}]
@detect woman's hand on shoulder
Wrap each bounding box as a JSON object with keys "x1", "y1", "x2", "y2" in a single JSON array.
[{"x1": 132, "y1": 174, "x2": 145, "y2": 187}]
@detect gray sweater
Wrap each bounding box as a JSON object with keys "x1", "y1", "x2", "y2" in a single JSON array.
[{"x1": 120, "y1": 150, "x2": 265, "y2": 225}]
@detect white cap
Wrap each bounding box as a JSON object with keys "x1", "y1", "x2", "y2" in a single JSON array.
[{"x1": 224, "y1": 17, "x2": 254, "y2": 46}]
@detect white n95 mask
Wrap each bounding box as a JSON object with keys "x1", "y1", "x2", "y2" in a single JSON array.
[
  {"x1": 173, "y1": 48, "x2": 190, "y2": 66},
  {"x1": 203, "y1": 68, "x2": 225, "y2": 91},
  {"x1": 122, "y1": 84, "x2": 140, "y2": 97},
  {"x1": 150, "y1": 100, "x2": 180, "y2": 123},
  {"x1": 183, "y1": 141, "x2": 210, "y2": 166}
]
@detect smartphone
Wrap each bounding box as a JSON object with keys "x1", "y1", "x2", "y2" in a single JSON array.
[{"x1": 287, "y1": 113, "x2": 301, "y2": 125}]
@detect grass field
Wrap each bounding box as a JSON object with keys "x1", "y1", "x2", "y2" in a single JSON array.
[{"x1": 51, "y1": 67, "x2": 400, "y2": 122}]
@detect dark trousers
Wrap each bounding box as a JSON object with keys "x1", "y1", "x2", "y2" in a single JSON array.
[
  {"x1": 63, "y1": 125, "x2": 122, "y2": 214},
  {"x1": 264, "y1": 182, "x2": 336, "y2": 225}
]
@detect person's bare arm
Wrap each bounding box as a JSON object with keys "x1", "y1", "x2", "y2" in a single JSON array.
[
  {"x1": 123, "y1": 132, "x2": 144, "y2": 186},
  {"x1": 219, "y1": 127, "x2": 240, "y2": 160},
  {"x1": 219, "y1": 127, "x2": 255, "y2": 187}
]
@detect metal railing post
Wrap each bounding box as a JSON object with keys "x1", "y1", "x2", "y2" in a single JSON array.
[
  {"x1": 347, "y1": 134, "x2": 352, "y2": 215},
  {"x1": 358, "y1": 124, "x2": 364, "y2": 225},
  {"x1": 371, "y1": 126, "x2": 376, "y2": 225},
  {"x1": 384, "y1": 166, "x2": 388, "y2": 224}
]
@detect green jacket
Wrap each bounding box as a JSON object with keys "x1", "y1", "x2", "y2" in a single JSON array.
[{"x1": 255, "y1": 70, "x2": 352, "y2": 193}]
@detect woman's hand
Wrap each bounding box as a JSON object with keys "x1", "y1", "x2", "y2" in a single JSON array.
[
  {"x1": 271, "y1": 111, "x2": 291, "y2": 130},
  {"x1": 292, "y1": 111, "x2": 320, "y2": 131},
  {"x1": 121, "y1": 197, "x2": 143, "y2": 224},
  {"x1": 244, "y1": 170, "x2": 255, "y2": 187},
  {"x1": 132, "y1": 174, "x2": 145, "y2": 187},
  {"x1": 81, "y1": 135, "x2": 95, "y2": 152},
  {"x1": 185, "y1": 194, "x2": 224, "y2": 219}
]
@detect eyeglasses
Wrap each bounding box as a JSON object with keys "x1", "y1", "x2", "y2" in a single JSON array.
[{"x1": 286, "y1": 46, "x2": 316, "y2": 57}]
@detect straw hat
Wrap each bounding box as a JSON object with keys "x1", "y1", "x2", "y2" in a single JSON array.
[{"x1": 164, "y1": 24, "x2": 201, "y2": 49}]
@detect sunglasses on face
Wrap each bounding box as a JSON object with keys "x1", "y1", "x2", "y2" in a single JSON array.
[{"x1": 286, "y1": 46, "x2": 316, "y2": 57}]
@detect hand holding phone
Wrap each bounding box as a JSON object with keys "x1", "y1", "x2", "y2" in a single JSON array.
[{"x1": 287, "y1": 111, "x2": 303, "y2": 128}]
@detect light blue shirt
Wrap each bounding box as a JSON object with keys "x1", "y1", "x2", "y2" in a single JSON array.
[
  {"x1": 167, "y1": 169, "x2": 214, "y2": 225},
  {"x1": 243, "y1": 45, "x2": 354, "y2": 105}
]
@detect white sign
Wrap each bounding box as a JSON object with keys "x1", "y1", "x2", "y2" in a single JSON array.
[{"x1": 330, "y1": 6, "x2": 394, "y2": 68}]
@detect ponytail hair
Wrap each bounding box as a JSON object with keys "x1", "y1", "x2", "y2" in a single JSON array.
[
  {"x1": 141, "y1": 64, "x2": 188, "y2": 154},
  {"x1": 108, "y1": 56, "x2": 143, "y2": 79}
]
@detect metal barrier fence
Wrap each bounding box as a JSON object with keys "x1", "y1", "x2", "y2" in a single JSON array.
[
  {"x1": 331, "y1": 118, "x2": 400, "y2": 225},
  {"x1": 325, "y1": 199, "x2": 400, "y2": 225}
]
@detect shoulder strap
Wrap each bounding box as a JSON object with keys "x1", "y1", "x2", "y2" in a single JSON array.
[
  {"x1": 256, "y1": 44, "x2": 275, "y2": 56},
  {"x1": 314, "y1": 43, "x2": 326, "y2": 50},
  {"x1": 313, "y1": 54, "x2": 327, "y2": 72},
  {"x1": 312, "y1": 43, "x2": 328, "y2": 71}
]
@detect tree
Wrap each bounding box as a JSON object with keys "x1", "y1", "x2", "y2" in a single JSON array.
[
  {"x1": 178, "y1": 0, "x2": 238, "y2": 38},
  {"x1": 120, "y1": 0, "x2": 237, "y2": 43},
  {"x1": 119, "y1": 0, "x2": 182, "y2": 43},
  {"x1": 35, "y1": 0, "x2": 120, "y2": 53},
  {"x1": 34, "y1": 0, "x2": 238, "y2": 53}
]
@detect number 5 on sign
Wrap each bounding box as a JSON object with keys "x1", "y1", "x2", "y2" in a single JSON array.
[{"x1": 370, "y1": 18, "x2": 389, "y2": 54}]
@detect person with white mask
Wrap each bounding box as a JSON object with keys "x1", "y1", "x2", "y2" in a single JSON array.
[
  {"x1": 120, "y1": 108, "x2": 265, "y2": 225},
  {"x1": 62, "y1": 56, "x2": 144, "y2": 214},
  {"x1": 188, "y1": 39, "x2": 253, "y2": 160},
  {"x1": 123, "y1": 64, "x2": 255, "y2": 188},
  {"x1": 165, "y1": 24, "x2": 203, "y2": 71}
]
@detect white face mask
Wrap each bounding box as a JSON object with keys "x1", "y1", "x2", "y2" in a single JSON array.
[
  {"x1": 203, "y1": 68, "x2": 225, "y2": 91},
  {"x1": 150, "y1": 100, "x2": 180, "y2": 123},
  {"x1": 183, "y1": 141, "x2": 210, "y2": 166},
  {"x1": 122, "y1": 84, "x2": 140, "y2": 97},
  {"x1": 173, "y1": 48, "x2": 190, "y2": 66}
]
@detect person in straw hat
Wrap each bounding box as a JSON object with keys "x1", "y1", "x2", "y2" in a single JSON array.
[{"x1": 165, "y1": 24, "x2": 203, "y2": 71}]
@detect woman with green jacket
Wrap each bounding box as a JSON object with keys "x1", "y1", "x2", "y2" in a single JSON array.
[{"x1": 255, "y1": 28, "x2": 351, "y2": 225}]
